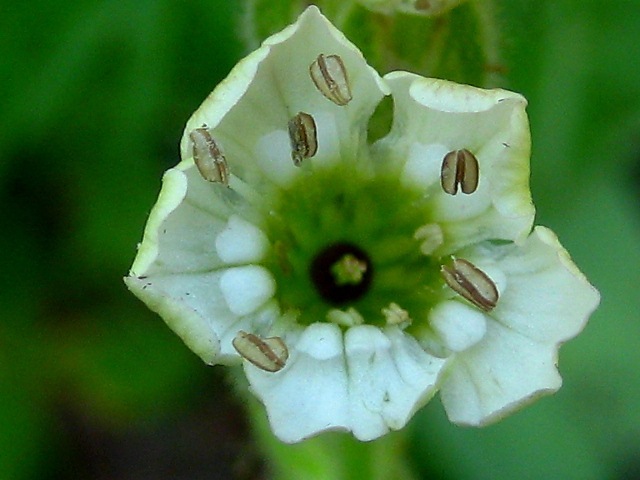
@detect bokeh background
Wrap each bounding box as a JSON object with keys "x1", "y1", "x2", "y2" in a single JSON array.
[{"x1": 1, "y1": 1, "x2": 639, "y2": 479}]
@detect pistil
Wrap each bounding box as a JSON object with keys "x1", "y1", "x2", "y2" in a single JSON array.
[{"x1": 331, "y1": 253, "x2": 368, "y2": 285}]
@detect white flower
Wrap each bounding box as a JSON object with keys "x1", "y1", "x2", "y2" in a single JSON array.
[{"x1": 125, "y1": 6, "x2": 600, "y2": 443}]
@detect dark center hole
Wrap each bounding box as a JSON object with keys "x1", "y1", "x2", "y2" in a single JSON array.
[{"x1": 310, "y1": 242, "x2": 373, "y2": 305}]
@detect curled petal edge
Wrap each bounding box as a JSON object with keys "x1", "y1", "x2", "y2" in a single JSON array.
[
  {"x1": 129, "y1": 168, "x2": 187, "y2": 276},
  {"x1": 124, "y1": 275, "x2": 220, "y2": 365}
]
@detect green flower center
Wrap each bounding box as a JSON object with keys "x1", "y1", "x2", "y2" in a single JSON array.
[{"x1": 263, "y1": 163, "x2": 441, "y2": 328}]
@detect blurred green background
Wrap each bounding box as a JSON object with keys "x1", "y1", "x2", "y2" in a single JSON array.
[{"x1": 1, "y1": 1, "x2": 639, "y2": 478}]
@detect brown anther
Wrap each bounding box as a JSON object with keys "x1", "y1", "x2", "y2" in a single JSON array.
[
  {"x1": 440, "y1": 148, "x2": 479, "y2": 195},
  {"x1": 232, "y1": 331, "x2": 288, "y2": 372},
  {"x1": 309, "y1": 54, "x2": 352, "y2": 106},
  {"x1": 288, "y1": 112, "x2": 318, "y2": 166},
  {"x1": 441, "y1": 258, "x2": 499, "y2": 311},
  {"x1": 189, "y1": 127, "x2": 230, "y2": 185}
]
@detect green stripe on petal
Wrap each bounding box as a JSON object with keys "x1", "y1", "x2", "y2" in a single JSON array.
[{"x1": 129, "y1": 168, "x2": 188, "y2": 276}]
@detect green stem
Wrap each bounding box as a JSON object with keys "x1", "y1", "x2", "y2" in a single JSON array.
[{"x1": 469, "y1": 0, "x2": 505, "y2": 87}]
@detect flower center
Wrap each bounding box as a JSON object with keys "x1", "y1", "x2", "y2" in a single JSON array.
[
  {"x1": 263, "y1": 164, "x2": 441, "y2": 328},
  {"x1": 310, "y1": 242, "x2": 373, "y2": 305}
]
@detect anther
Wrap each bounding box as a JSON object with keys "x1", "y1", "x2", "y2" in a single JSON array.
[
  {"x1": 441, "y1": 258, "x2": 499, "y2": 312},
  {"x1": 232, "y1": 331, "x2": 289, "y2": 372},
  {"x1": 414, "y1": 223, "x2": 444, "y2": 255},
  {"x1": 309, "y1": 54, "x2": 352, "y2": 106},
  {"x1": 382, "y1": 302, "x2": 411, "y2": 326},
  {"x1": 189, "y1": 127, "x2": 230, "y2": 185},
  {"x1": 327, "y1": 307, "x2": 365, "y2": 327},
  {"x1": 440, "y1": 148, "x2": 479, "y2": 195},
  {"x1": 288, "y1": 112, "x2": 318, "y2": 166}
]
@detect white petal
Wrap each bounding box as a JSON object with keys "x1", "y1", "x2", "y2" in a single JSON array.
[
  {"x1": 463, "y1": 226, "x2": 600, "y2": 343},
  {"x1": 125, "y1": 268, "x2": 280, "y2": 365},
  {"x1": 402, "y1": 142, "x2": 493, "y2": 226},
  {"x1": 439, "y1": 226, "x2": 600, "y2": 425},
  {"x1": 255, "y1": 130, "x2": 298, "y2": 186},
  {"x1": 401, "y1": 142, "x2": 449, "y2": 188},
  {"x1": 345, "y1": 326, "x2": 446, "y2": 440},
  {"x1": 245, "y1": 323, "x2": 350, "y2": 443},
  {"x1": 440, "y1": 321, "x2": 561, "y2": 426},
  {"x1": 126, "y1": 161, "x2": 270, "y2": 366},
  {"x1": 215, "y1": 215, "x2": 269, "y2": 264},
  {"x1": 429, "y1": 301, "x2": 487, "y2": 352},
  {"x1": 181, "y1": 6, "x2": 388, "y2": 191},
  {"x1": 124, "y1": 274, "x2": 221, "y2": 364},
  {"x1": 129, "y1": 167, "x2": 233, "y2": 277},
  {"x1": 217, "y1": 300, "x2": 280, "y2": 360},
  {"x1": 375, "y1": 72, "x2": 534, "y2": 249},
  {"x1": 219, "y1": 266, "x2": 276, "y2": 316}
]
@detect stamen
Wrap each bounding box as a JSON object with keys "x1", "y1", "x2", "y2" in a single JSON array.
[
  {"x1": 327, "y1": 307, "x2": 365, "y2": 327},
  {"x1": 288, "y1": 112, "x2": 318, "y2": 166},
  {"x1": 382, "y1": 302, "x2": 411, "y2": 326},
  {"x1": 309, "y1": 54, "x2": 353, "y2": 106},
  {"x1": 189, "y1": 127, "x2": 230, "y2": 185},
  {"x1": 232, "y1": 330, "x2": 289, "y2": 372},
  {"x1": 331, "y1": 253, "x2": 368, "y2": 285},
  {"x1": 440, "y1": 148, "x2": 479, "y2": 195},
  {"x1": 441, "y1": 258, "x2": 499, "y2": 311},
  {"x1": 414, "y1": 223, "x2": 444, "y2": 255}
]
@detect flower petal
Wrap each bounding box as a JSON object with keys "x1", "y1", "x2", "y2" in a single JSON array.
[
  {"x1": 345, "y1": 326, "x2": 446, "y2": 440},
  {"x1": 439, "y1": 320, "x2": 562, "y2": 426},
  {"x1": 219, "y1": 265, "x2": 276, "y2": 316},
  {"x1": 180, "y1": 6, "x2": 388, "y2": 191},
  {"x1": 439, "y1": 226, "x2": 600, "y2": 425},
  {"x1": 466, "y1": 226, "x2": 599, "y2": 343},
  {"x1": 429, "y1": 300, "x2": 487, "y2": 352},
  {"x1": 125, "y1": 160, "x2": 272, "y2": 364},
  {"x1": 128, "y1": 164, "x2": 258, "y2": 278},
  {"x1": 245, "y1": 323, "x2": 350, "y2": 443},
  {"x1": 246, "y1": 323, "x2": 446, "y2": 442},
  {"x1": 124, "y1": 274, "x2": 220, "y2": 364},
  {"x1": 124, "y1": 268, "x2": 277, "y2": 365},
  {"x1": 374, "y1": 72, "x2": 534, "y2": 251},
  {"x1": 217, "y1": 300, "x2": 280, "y2": 359},
  {"x1": 215, "y1": 215, "x2": 270, "y2": 264}
]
